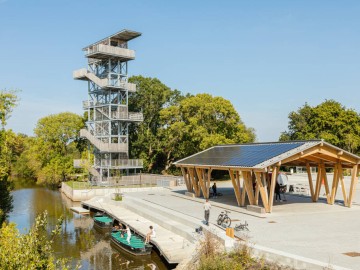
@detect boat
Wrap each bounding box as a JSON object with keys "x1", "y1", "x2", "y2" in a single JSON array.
[
  {"x1": 93, "y1": 214, "x2": 113, "y2": 232},
  {"x1": 110, "y1": 231, "x2": 153, "y2": 256}
]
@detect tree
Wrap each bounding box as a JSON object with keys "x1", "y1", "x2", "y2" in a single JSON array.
[
  {"x1": 128, "y1": 76, "x2": 184, "y2": 172},
  {"x1": 280, "y1": 100, "x2": 360, "y2": 154},
  {"x1": 0, "y1": 89, "x2": 19, "y2": 225},
  {"x1": 0, "y1": 89, "x2": 19, "y2": 129},
  {"x1": 34, "y1": 112, "x2": 84, "y2": 157},
  {"x1": 32, "y1": 112, "x2": 84, "y2": 185},
  {"x1": 159, "y1": 94, "x2": 256, "y2": 171},
  {"x1": 0, "y1": 211, "x2": 76, "y2": 269},
  {"x1": 0, "y1": 175, "x2": 12, "y2": 225}
]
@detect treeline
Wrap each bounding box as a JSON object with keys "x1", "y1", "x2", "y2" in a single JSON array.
[
  {"x1": 3, "y1": 79, "x2": 360, "y2": 193},
  {"x1": 279, "y1": 100, "x2": 360, "y2": 154}
]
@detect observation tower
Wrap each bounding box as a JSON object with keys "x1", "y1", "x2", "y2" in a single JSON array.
[{"x1": 73, "y1": 29, "x2": 143, "y2": 183}]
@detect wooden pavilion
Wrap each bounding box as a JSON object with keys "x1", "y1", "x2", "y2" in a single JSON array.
[{"x1": 174, "y1": 140, "x2": 360, "y2": 213}]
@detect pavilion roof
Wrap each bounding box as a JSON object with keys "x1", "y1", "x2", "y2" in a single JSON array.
[{"x1": 174, "y1": 140, "x2": 360, "y2": 170}]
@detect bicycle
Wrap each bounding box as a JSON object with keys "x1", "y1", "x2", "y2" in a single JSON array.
[
  {"x1": 234, "y1": 221, "x2": 249, "y2": 231},
  {"x1": 217, "y1": 210, "x2": 231, "y2": 227}
]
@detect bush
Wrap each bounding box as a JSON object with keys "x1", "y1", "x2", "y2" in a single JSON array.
[{"x1": 114, "y1": 193, "x2": 122, "y2": 201}]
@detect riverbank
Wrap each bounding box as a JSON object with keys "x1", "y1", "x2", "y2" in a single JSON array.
[
  {"x1": 9, "y1": 183, "x2": 168, "y2": 269},
  {"x1": 71, "y1": 175, "x2": 359, "y2": 270}
]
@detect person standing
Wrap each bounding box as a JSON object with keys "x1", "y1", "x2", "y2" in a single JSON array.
[
  {"x1": 275, "y1": 182, "x2": 282, "y2": 202},
  {"x1": 125, "y1": 225, "x2": 132, "y2": 244},
  {"x1": 212, "y1": 182, "x2": 217, "y2": 198},
  {"x1": 204, "y1": 199, "x2": 211, "y2": 225}
]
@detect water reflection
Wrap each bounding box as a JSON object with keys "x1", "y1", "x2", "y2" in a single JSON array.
[{"x1": 9, "y1": 184, "x2": 168, "y2": 269}]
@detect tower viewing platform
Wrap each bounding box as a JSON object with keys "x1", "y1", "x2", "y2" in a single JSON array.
[{"x1": 74, "y1": 29, "x2": 143, "y2": 184}]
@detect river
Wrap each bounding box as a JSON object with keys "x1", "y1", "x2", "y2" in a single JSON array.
[{"x1": 9, "y1": 181, "x2": 169, "y2": 270}]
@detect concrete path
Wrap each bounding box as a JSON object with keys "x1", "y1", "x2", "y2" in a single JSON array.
[
  {"x1": 82, "y1": 173, "x2": 360, "y2": 269},
  {"x1": 123, "y1": 173, "x2": 358, "y2": 270}
]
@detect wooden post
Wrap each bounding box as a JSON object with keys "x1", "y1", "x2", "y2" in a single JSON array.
[
  {"x1": 314, "y1": 164, "x2": 322, "y2": 201},
  {"x1": 180, "y1": 167, "x2": 191, "y2": 192},
  {"x1": 254, "y1": 172, "x2": 260, "y2": 205},
  {"x1": 229, "y1": 169, "x2": 242, "y2": 206},
  {"x1": 306, "y1": 163, "x2": 315, "y2": 201},
  {"x1": 243, "y1": 171, "x2": 255, "y2": 205},
  {"x1": 268, "y1": 166, "x2": 279, "y2": 213},
  {"x1": 189, "y1": 168, "x2": 201, "y2": 197},
  {"x1": 320, "y1": 163, "x2": 331, "y2": 204},
  {"x1": 240, "y1": 171, "x2": 246, "y2": 206},
  {"x1": 348, "y1": 164, "x2": 359, "y2": 207},
  {"x1": 255, "y1": 172, "x2": 270, "y2": 213},
  {"x1": 330, "y1": 164, "x2": 339, "y2": 204},
  {"x1": 195, "y1": 168, "x2": 208, "y2": 198},
  {"x1": 236, "y1": 170, "x2": 242, "y2": 204},
  {"x1": 338, "y1": 164, "x2": 348, "y2": 207},
  {"x1": 207, "y1": 168, "x2": 212, "y2": 199}
]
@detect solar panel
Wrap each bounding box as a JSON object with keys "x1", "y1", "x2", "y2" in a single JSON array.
[{"x1": 176, "y1": 142, "x2": 306, "y2": 168}]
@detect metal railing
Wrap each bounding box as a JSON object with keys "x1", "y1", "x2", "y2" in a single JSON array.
[
  {"x1": 74, "y1": 68, "x2": 136, "y2": 91},
  {"x1": 80, "y1": 129, "x2": 128, "y2": 153},
  {"x1": 86, "y1": 44, "x2": 135, "y2": 60},
  {"x1": 99, "y1": 159, "x2": 143, "y2": 168}
]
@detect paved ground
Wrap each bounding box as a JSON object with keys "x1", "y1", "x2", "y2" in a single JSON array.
[{"x1": 124, "y1": 173, "x2": 360, "y2": 270}]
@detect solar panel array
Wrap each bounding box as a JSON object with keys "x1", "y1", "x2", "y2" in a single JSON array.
[{"x1": 176, "y1": 142, "x2": 306, "y2": 168}]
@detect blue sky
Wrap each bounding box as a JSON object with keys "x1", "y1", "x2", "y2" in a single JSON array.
[{"x1": 1, "y1": 0, "x2": 360, "y2": 141}]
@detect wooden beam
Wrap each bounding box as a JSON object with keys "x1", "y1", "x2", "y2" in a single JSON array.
[
  {"x1": 312, "y1": 153, "x2": 340, "y2": 164},
  {"x1": 314, "y1": 164, "x2": 322, "y2": 201},
  {"x1": 280, "y1": 148, "x2": 321, "y2": 165},
  {"x1": 330, "y1": 164, "x2": 339, "y2": 204},
  {"x1": 188, "y1": 168, "x2": 201, "y2": 197},
  {"x1": 240, "y1": 171, "x2": 246, "y2": 206},
  {"x1": 254, "y1": 172, "x2": 260, "y2": 206},
  {"x1": 318, "y1": 147, "x2": 358, "y2": 164},
  {"x1": 306, "y1": 163, "x2": 315, "y2": 202},
  {"x1": 255, "y1": 172, "x2": 270, "y2": 213},
  {"x1": 320, "y1": 163, "x2": 331, "y2": 204},
  {"x1": 268, "y1": 166, "x2": 279, "y2": 213},
  {"x1": 244, "y1": 171, "x2": 256, "y2": 205},
  {"x1": 180, "y1": 167, "x2": 191, "y2": 192},
  {"x1": 229, "y1": 169, "x2": 242, "y2": 206},
  {"x1": 195, "y1": 168, "x2": 208, "y2": 198},
  {"x1": 338, "y1": 163, "x2": 348, "y2": 207},
  {"x1": 235, "y1": 171, "x2": 242, "y2": 205},
  {"x1": 347, "y1": 164, "x2": 358, "y2": 207}
]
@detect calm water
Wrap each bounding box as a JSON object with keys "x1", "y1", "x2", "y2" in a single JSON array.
[{"x1": 9, "y1": 182, "x2": 168, "y2": 270}]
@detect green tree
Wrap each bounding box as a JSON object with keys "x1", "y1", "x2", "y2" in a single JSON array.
[
  {"x1": 128, "y1": 76, "x2": 184, "y2": 172},
  {"x1": 280, "y1": 100, "x2": 360, "y2": 154},
  {"x1": 159, "y1": 93, "x2": 256, "y2": 171},
  {"x1": 0, "y1": 211, "x2": 76, "y2": 269},
  {"x1": 0, "y1": 90, "x2": 19, "y2": 224},
  {"x1": 32, "y1": 112, "x2": 84, "y2": 185},
  {"x1": 0, "y1": 175, "x2": 12, "y2": 225},
  {"x1": 0, "y1": 89, "x2": 19, "y2": 129}
]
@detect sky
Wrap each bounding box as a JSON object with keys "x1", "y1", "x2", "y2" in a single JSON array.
[{"x1": 1, "y1": 0, "x2": 360, "y2": 142}]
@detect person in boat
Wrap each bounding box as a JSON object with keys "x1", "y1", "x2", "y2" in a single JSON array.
[
  {"x1": 125, "y1": 225, "x2": 131, "y2": 244},
  {"x1": 145, "y1": 225, "x2": 156, "y2": 243}
]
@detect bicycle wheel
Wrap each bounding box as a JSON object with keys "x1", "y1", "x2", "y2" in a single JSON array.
[
  {"x1": 223, "y1": 217, "x2": 231, "y2": 227},
  {"x1": 217, "y1": 215, "x2": 223, "y2": 225}
]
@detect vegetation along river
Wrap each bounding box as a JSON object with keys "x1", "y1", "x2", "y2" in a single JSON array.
[{"x1": 9, "y1": 181, "x2": 168, "y2": 270}]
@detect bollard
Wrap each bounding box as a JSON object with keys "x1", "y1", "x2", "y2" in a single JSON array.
[{"x1": 226, "y1": 227, "x2": 234, "y2": 238}]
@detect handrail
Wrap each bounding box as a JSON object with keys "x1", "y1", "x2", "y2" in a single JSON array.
[
  {"x1": 100, "y1": 159, "x2": 143, "y2": 168},
  {"x1": 86, "y1": 44, "x2": 135, "y2": 60},
  {"x1": 80, "y1": 129, "x2": 128, "y2": 153},
  {"x1": 73, "y1": 68, "x2": 136, "y2": 91}
]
